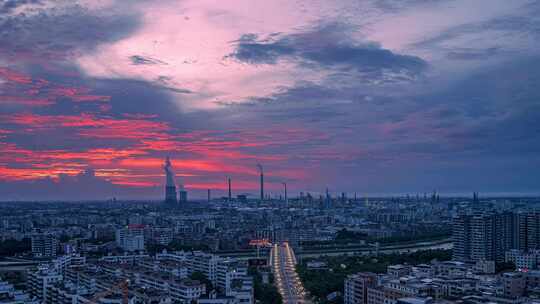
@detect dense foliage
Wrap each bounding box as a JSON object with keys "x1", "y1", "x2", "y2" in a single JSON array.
[
  {"x1": 189, "y1": 271, "x2": 214, "y2": 291},
  {"x1": 249, "y1": 266, "x2": 283, "y2": 304},
  {"x1": 0, "y1": 238, "x2": 30, "y2": 256},
  {"x1": 335, "y1": 229, "x2": 368, "y2": 241},
  {"x1": 296, "y1": 249, "x2": 452, "y2": 304}
]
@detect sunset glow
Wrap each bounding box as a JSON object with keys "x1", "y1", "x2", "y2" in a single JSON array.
[{"x1": 1, "y1": 0, "x2": 539, "y2": 199}]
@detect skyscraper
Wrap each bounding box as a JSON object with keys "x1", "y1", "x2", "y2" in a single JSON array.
[{"x1": 164, "y1": 157, "x2": 177, "y2": 206}]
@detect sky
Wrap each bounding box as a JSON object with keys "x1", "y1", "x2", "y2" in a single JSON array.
[{"x1": 0, "y1": 0, "x2": 539, "y2": 200}]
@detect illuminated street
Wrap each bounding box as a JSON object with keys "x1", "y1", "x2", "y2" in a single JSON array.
[{"x1": 270, "y1": 242, "x2": 309, "y2": 304}]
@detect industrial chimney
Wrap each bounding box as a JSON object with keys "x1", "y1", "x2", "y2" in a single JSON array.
[
  {"x1": 257, "y1": 164, "x2": 264, "y2": 201},
  {"x1": 228, "y1": 177, "x2": 232, "y2": 201}
]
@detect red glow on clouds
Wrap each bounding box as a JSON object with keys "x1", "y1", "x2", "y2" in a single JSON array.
[
  {"x1": 0, "y1": 97, "x2": 55, "y2": 106},
  {"x1": 0, "y1": 108, "x2": 311, "y2": 192},
  {"x1": 0, "y1": 66, "x2": 322, "y2": 195},
  {"x1": 1, "y1": 112, "x2": 171, "y2": 140},
  {"x1": 0, "y1": 67, "x2": 32, "y2": 84},
  {"x1": 118, "y1": 157, "x2": 254, "y2": 175},
  {"x1": 0, "y1": 67, "x2": 109, "y2": 107},
  {"x1": 185, "y1": 180, "x2": 259, "y2": 191},
  {"x1": 48, "y1": 86, "x2": 110, "y2": 102}
]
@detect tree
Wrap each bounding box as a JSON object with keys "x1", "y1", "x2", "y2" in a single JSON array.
[
  {"x1": 0, "y1": 238, "x2": 30, "y2": 257},
  {"x1": 335, "y1": 229, "x2": 367, "y2": 242},
  {"x1": 249, "y1": 266, "x2": 283, "y2": 304},
  {"x1": 189, "y1": 271, "x2": 213, "y2": 291},
  {"x1": 496, "y1": 261, "x2": 516, "y2": 273},
  {"x1": 296, "y1": 249, "x2": 452, "y2": 304}
]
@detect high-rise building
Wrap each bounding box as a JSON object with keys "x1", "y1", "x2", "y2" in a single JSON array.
[
  {"x1": 502, "y1": 272, "x2": 526, "y2": 298},
  {"x1": 527, "y1": 212, "x2": 540, "y2": 249},
  {"x1": 452, "y1": 213, "x2": 470, "y2": 262},
  {"x1": 344, "y1": 272, "x2": 377, "y2": 304},
  {"x1": 178, "y1": 188, "x2": 188, "y2": 203},
  {"x1": 514, "y1": 212, "x2": 529, "y2": 250},
  {"x1": 27, "y1": 266, "x2": 62, "y2": 301},
  {"x1": 324, "y1": 188, "x2": 332, "y2": 209},
  {"x1": 453, "y1": 211, "x2": 534, "y2": 262},
  {"x1": 116, "y1": 225, "x2": 145, "y2": 252},
  {"x1": 31, "y1": 233, "x2": 58, "y2": 257},
  {"x1": 164, "y1": 157, "x2": 178, "y2": 206}
]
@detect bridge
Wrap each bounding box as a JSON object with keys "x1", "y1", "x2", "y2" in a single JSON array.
[{"x1": 218, "y1": 238, "x2": 452, "y2": 259}]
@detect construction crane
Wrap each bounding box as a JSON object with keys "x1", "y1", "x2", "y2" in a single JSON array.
[{"x1": 89, "y1": 279, "x2": 130, "y2": 304}]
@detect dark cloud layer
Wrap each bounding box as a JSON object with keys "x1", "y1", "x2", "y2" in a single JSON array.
[
  {"x1": 446, "y1": 47, "x2": 501, "y2": 60},
  {"x1": 371, "y1": 0, "x2": 452, "y2": 12},
  {"x1": 0, "y1": 4, "x2": 139, "y2": 60},
  {"x1": 130, "y1": 55, "x2": 167, "y2": 65},
  {"x1": 216, "y1": 53, "x2": 540, "y2": 195},
  {"x1": 229, "y1": 23, "x2": 427, "y2": 81},
  {"x1": 0, "y1": 0, "x2": 42, "y2": 14}
]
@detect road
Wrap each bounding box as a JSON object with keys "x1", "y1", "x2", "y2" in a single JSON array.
[
  {"x1": 298, "y1": 239, "x2": 452, "y2": 258},
  {"x1": 221, "y1": 239, "x2": 452, "y2": 260},
  {"x1": 271, "y1": 242, "x2": 310, "y2": 304}
]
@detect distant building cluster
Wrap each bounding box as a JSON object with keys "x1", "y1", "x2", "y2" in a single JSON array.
[
  {"x1": 22, "y1": 251, "x2": 253, "y2": 304},
  {"x1": 3, "y1": 178, "x2": 540, "y2": 304},
  {"x1": 344, "y1": 259, "x2": 540, "y2": 304}
]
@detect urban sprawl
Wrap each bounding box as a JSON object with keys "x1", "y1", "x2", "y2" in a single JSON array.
[{"x1": 1, "y1": 159, "x2": 540, "y2": 304}]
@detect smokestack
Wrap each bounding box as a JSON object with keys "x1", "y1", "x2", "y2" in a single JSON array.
[
  {"x1": 207, "y1": 189, "x2": 211, "y2": 202},
  {"x1": 283, "y1": 182, "x2": 287, "y2": 207},
  {"x1": 228, "y1": 177, "x2": 232, "y2": 201},
  {"x1": 257, "y1": 164, "x2": 264, "y2": 201}
]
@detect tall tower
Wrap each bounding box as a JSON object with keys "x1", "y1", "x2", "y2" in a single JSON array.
[
  {"x1": 164, "y1": 157, "x2": 177, "y2": 206},
  {"x1": 324, "y1": 188, "x2": 331, "y2": 209},
  {"x1": 228, "y1": 177, "x2": 232, "y2": 201},
  {"x1": 257, "y1": 164, "x2": 264, "y2": 201},
  {"x1": 283, "y1": 182, "x2": 287, "y2": 207}
]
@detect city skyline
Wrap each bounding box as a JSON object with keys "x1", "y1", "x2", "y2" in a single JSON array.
[{"x1": 1, "y1": 0, "x2": 540, "y2": 200}]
